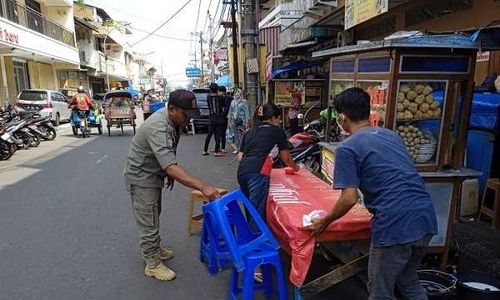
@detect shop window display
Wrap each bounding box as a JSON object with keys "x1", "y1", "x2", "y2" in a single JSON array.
[{"x1": 394, "y1": 81, "x2": 446, "y2": 165}]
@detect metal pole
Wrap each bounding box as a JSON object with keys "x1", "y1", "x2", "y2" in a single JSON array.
[
  {"x1": 104, "y1": 32, "x2": 110, "y2": 91},
  {"x1": 209, "y1": 14, "x2": 215, "y2": 82},
  {"x1": 200, "y1": 32, "x2": 204, "y2": 86},
  {"x1": 231, "y1": 0, "x2": 239, "y2": 89},
  {"x1": 103, "y1": 23, "x2": 129, "y2": 91},
  {"x1": 255, "y1": 0, "x2": 262, "y2": 104}
]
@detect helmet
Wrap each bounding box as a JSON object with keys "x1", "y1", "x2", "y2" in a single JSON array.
[{"x1": 77, "y1": 86, "x2": 85, "y2": 93}]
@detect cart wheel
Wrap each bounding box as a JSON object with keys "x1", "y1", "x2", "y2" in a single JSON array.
[
  {"x1": 107, "y1": 125, "x2": 111, "y2": 137},
  {"x1": 98, "y1": 124, "x2": 103, "y2": 135}
]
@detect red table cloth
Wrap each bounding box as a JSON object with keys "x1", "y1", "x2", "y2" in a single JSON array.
[{"x1": 267, "y1": 168, "x2": 372, "y2": 286}]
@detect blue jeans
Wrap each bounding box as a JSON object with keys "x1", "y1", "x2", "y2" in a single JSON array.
[
  {"x1": 368, "y1": 234, "x2": 432, "y2": 300},
  {"x1": 237, "y1": 173, "x2": 270, "y2": 232}
]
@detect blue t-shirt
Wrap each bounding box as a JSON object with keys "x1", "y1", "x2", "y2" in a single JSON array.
[{"x1": 334, "y1": 127, "x2": 437, "y2": 247}]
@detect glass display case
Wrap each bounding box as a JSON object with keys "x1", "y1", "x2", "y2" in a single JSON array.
[
  {"x1": 394, "y1": 81, "x2": 446, "y2": 165},
  {"x1": 327, "y1": 45, "x2": 477, "y2": 172}
]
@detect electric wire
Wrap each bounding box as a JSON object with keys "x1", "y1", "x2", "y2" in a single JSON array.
[{"x1": 131, "y1": 0, "x2": 193, "y2": 46}]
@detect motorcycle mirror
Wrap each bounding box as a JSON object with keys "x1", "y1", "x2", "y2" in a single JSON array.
[{"x1": 297, "y1": 113, "x2": 304, "y2": 120}]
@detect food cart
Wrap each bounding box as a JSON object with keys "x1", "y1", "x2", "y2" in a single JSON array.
[{"x1": 314, "y1": 34, "x2": 481, "y2": 272}]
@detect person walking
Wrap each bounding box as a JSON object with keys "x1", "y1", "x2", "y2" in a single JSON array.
[
  {"x1": 124, "y1": 89, "x2": 220, "y2": 281},
  {"x1": 308, "y1": 87, "x2": 437, "y2": 300},
  {"x1": 203, "y1": 83, "x2": 226, "y2": 157},
  {"x1": 227, "y1": 88, "x2": 250, "y2": 153},
  {"x1": 237, "y1": 103, "x2": 299, "y2": 231},
  {"x1": 218, "y1": 85, "x2": 232, "y2": 153}
]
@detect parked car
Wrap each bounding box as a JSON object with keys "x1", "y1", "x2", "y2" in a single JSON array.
[
  {"x1": 192, "y1": 88, "x2": 211, "y2": 128},
  {"x1": 16, "y1": 90, "x2": 72, "y2": 126}
]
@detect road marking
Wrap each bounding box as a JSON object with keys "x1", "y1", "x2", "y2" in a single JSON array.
[{"x1": 96, "y1": 154, "x2": 109, "y2": 165}]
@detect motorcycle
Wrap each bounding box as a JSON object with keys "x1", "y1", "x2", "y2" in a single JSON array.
[
  {"x1": 0, "y1": 127, "x2": 14, "y2": 160},
  {"x1": 272, "y1": 118, "x2": 323, "y2": 175},
  {"x1": 70, "y1": 109, "x2": 90, "y2": 138}
]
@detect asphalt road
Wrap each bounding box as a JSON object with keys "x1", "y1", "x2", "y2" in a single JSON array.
[{"x1": 0, "y1": 117, "x2": 367, "y2": 300}]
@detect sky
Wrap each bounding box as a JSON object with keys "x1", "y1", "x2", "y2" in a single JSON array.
[{"x1": 85, "y1": 0, "x2": 226, "y2": 88}]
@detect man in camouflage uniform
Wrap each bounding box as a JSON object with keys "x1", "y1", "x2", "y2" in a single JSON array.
[{"x1": 125, "y1": 89, "x2": 220, "y2": 281}]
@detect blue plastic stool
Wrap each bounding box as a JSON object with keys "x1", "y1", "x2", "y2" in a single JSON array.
[
  {"x1": 203, "y1": 190, "x2": 287, "y2": 300},
  {"x1": 228, "y1": 249, "x2": 288, "y2": 300},
  {"x1": 199, "y1": 209, "x2": 233, "y2": 275}
]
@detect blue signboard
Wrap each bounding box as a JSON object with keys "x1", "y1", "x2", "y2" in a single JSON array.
[{"x1": 186, "y1": 67, "x2": 202, "y2": 78}]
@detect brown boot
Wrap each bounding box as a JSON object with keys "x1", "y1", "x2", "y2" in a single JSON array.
[
  {"x1": 160, "y1": 247, "x2": 174, "y2": 260},
  {"x1": 144, "y1": 262, "x2": 176, "y2": 281}
]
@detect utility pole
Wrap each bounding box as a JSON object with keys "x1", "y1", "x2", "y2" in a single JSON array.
[
  {"x1": 240, "y1": 0, "x2": 259, "y2": 110},
  {"x1": 209, "y1": 14, "x2": 215, "y2": 82},
  {"x1": 199, "y1": 31, "x2": 204, "y2": 86},
  {"x1": 230, "y1": 0, "x2": 239, "y2": 89}
]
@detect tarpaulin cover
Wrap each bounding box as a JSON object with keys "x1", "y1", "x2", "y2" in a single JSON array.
[
  {"x1": 470, "y1": 93, "x2": 500, "y2": 132},
  {"x1": 215, "y1": 75, "x2": 231, "y2": 87},
  {"x1": 427, "y1": 91, "x2": 500, "y2": 132},
  {"x1": 267, "y1": 169, "x2": 372, "y2": 286},
  {"x1": 271, "y1": 60, "x2": 317, "y2": 79}
]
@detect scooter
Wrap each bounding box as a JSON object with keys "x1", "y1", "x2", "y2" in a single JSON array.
[{"x1": 70, "y1": 109, "x2": 90, "y2": 138}]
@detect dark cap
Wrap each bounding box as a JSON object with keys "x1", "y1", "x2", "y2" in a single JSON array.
[{"x1": 168, "y1": 89, "x2": 201, "y2": 120}]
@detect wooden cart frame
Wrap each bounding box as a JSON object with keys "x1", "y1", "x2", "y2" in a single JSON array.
[{"x1": 103, "y1": 91, "x2": 137, "y2": 136}]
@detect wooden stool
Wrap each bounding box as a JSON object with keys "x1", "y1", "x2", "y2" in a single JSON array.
[
  {"x1": 188, "y1": 188, "x2": 227, "y2": 235},
  {"x1": 479, "y1": 178, "x2": 500, "y2": 230}
]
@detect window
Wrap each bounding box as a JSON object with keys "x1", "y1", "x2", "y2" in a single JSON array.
[
  {"x1": 13, "y1": 61, "x2": 30, "y2": 95},
  {"x1": 95, "y1": 37, "x2": 104, "y2": 52},
  {"x1": 58, "y1": 93, "x2": 68, "y2": 102}
]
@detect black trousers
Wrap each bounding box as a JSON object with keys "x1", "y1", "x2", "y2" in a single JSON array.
[
  {"x1": 221, "y1": 121, "x2": 228, "y2": 150},
  {"x1": 289, "y1": 117, "x2": 300, "y2": 135},
  {"x1": 204, "y1": 122, "x2": 226, "y2": 152}
]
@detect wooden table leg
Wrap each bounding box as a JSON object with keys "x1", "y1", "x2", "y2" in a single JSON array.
[{"x1": 299, "y1": 254, "x2": 369, "y2": 299}]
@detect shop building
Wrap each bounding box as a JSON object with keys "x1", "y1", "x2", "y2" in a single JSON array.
[
  {"x1": 69, "y1": 3, "x2": 140, "y2": 95},
  {"x1": 0, "y1": 0, "x2": 79, "y2": 105}
]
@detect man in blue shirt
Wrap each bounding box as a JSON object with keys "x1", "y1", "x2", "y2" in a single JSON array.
[{"x1": 308, "y1": 87, "x2": 437, "y2": 300}]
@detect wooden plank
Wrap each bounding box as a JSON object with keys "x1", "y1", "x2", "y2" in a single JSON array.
[{"x1": 299, "y1": 255, "x2": 369, "y2": 299}]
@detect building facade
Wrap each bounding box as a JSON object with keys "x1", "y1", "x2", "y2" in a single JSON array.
[{"x1": 0, "y1": 0, "x2": 79, "y2": 105}]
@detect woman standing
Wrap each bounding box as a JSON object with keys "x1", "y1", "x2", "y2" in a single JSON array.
[
  {"x1": 237, "y1": 103, "x2": 299, "y2": 231},
  {"x1": 288, "y1": 85, "x2": 302, "y2": 135},
  {"x1": 227, "y1": 89, "x2": 250, "y2": 153}
]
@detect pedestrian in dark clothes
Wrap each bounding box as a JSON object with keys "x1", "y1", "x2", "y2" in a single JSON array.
[
  {"x1": 237, "y1": 103, "x2": 299, "y2": 232},
  {"x1": 218, "y1": 85, "x2": 232, "y2": 153},
  {"x1": 203, "y1": 83, "x2": 226, "y2": 157}
]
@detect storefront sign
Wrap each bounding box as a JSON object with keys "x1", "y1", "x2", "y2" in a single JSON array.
[
  {"x1": 0, "y1": 27, "x2": 19, "y2": 44},
  {"x1": 345, "y1": 0, "x2": 389, "y2": 29},
  {"x1": 476, "y1": 51, "x2": 490, "y2": 62},
  {"x1": 274, "y1": 80, "x2": 324, "y2": 106},
  {"x1": 215, "y1": 48, "x2": 228, "y2": 61},
  {"x1": 274, "y1": 81, "x2": 305, "y2": 105},
  {"x1": 185, "y1": 67, "x2": 201, "y2": 78}
]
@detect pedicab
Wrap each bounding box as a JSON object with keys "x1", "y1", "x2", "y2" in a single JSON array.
[{"x1": 103, "y1": 91, "x2": 136, "y2": 136}]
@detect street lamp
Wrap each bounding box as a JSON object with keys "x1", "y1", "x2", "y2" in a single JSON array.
[{"x1": 104, "y1": 22, "x2": 131, "y2": 91}]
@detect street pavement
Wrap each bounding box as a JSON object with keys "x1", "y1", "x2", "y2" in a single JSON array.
[{"x1": 0, "y1": 114, "x2": 367, "y2": 300}]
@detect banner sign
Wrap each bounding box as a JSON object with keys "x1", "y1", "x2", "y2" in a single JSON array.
[
  {"x1": 274, "y1": 80, "x2": 324, "y2": 106},
  {"x1": 345, "y1": 0, "x2": 389, "y2": 29},
  {"x1": 185, "y1": 67, "x2": 201, "y2": 78}
]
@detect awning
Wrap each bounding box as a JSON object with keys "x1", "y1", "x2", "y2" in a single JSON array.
[
  {"x1": 271, "y1": 59, "x2": 318, "y2": 79},
  {"x1": 280, "y1": 40, "x2": 317, "y2": 54},
  {"x1": 127, "y1": 87, "x2": 140, "y2": 97},
  {"x1": 216, "y1": 75, "x2": 231, "y2": 87}
]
